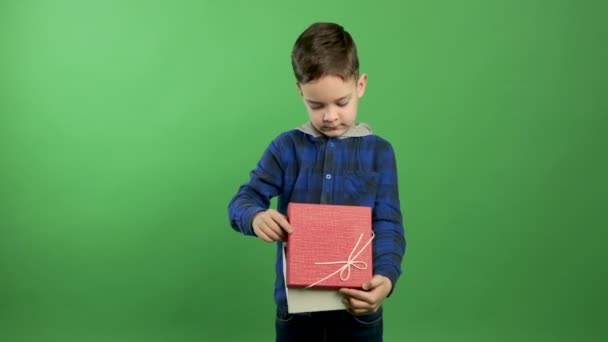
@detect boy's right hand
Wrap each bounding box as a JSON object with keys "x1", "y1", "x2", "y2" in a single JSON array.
[{"x1": 252, "y1": 209, "x2": 293, "y2": 242}]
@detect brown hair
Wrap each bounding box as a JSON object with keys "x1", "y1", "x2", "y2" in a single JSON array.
[{"x1": 291, "y1": 22, "x2": 359, "y2": 83}]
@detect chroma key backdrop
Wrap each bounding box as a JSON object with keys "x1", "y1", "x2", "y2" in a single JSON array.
[{"x1": 1, "y1": 0, "x2": 606, "y2": 341}]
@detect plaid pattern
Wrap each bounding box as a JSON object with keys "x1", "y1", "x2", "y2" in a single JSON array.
[{"x1": 228, "y1": 128, "x2": 406, "y2": 308}]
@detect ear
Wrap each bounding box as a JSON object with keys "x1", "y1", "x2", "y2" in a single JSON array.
[
  {"x1": 357, "y1": 73, "x2": 368, "y2": 98},
  {"x1": 295, "y1": 82, "x2": 303, "y2": 97}
]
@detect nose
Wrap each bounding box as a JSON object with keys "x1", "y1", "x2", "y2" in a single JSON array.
[{"x1": 323, "y1": 108, "x2": 338, "y2": 122}]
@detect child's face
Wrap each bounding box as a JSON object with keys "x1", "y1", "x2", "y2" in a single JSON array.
[{"x1": 297, "y1": 74, "x2": 367, "y2": 137}]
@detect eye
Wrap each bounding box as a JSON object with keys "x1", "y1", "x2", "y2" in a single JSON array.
[
  {"x1": 337, "y1": 101, "x2": 349, "y2": 107},
  {"x1": 310, "y1": 104, "x2": 324, "y2": 110}
]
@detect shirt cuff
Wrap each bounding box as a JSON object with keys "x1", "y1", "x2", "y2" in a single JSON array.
[{"x1": 242, "y1": 206, "x2": 265, "y2": 236}]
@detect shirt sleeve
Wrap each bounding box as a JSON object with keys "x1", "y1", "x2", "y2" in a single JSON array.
[
  {"x1": 371, "y1": 141, "x2": 407, "y2": 294},
  {"x1": 228, "y1": 137, "x2": 284, "y2": 236}
]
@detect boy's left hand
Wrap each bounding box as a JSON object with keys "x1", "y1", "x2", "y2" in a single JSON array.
[{"x1": 339, "y1": 275, "x2": 393, "y2": 315}]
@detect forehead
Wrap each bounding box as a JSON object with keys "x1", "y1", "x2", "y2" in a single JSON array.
[{"x1": 300, "y1": 75, "x2": 356, "y2": 101}]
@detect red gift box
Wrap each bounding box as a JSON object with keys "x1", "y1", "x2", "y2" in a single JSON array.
[{"x1": 286, "y1": 203, "x2": 373, "y2": 289}]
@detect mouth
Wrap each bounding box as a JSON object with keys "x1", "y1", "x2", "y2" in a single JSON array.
[{"x1": 322, "y1": 126, "x2": 340, "y2": 131}]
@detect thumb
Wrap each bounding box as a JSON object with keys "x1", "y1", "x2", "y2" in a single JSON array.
[{"x1": 362, "y1": 275, "x2": 384, "y2": 291}]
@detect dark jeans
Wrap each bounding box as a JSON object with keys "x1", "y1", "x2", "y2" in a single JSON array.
[{"x1": 275, "y1": 306, "x2": 383, "y2": 342}]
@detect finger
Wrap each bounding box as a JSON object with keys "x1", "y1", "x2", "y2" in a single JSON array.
[
  {"x1": 269, "y1": 210, "x2": 293, "y2": 234},
  {"x1": 257, "y1": 212, "x2": 285, "y2": 240},
  {"x1": 339, "y1": 288, "x2": 375, "y2": 305},
  {"x1": 256, "y1": 214, "x2": 284, "y2": 240},
  {"x1": 343, "y1": 296, "x2": 374, "y2": 311},
  {"x1": 362, "y1": 275, "x2": 389, "y2": 291},
  {"x1": 349, "y1": 305, "x2": 379, "y2": 316},
  {"x1": 348, "y1": 307, "x2": 375, "y2": 316},
  {"x1": 362, "y1": 276, "x2": 382, "y2": 291},
  {"x1": 259, "y1": 221, "x2": 283, "y2": 241},
  {"x1": 263, "y1": 217, "x2": 286, "y2": 241},
  {"x1": 254, "y1": 226, "x2": 273, "y2": 242},
  {"x1": 349, "y1": 309, "x2": 368, "y2": 316}
]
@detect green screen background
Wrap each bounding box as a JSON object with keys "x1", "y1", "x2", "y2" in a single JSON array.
[{"x1": 1, "y1": 0, "x2": 606, "y2": 341}]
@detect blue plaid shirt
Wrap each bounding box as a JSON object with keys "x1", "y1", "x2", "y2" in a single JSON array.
[{"x1": 228, "y1": 123, "x2": 406, "y2": 309}]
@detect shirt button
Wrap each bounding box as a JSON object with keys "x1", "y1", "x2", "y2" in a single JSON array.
[
  {"x1": 325, "y1": 174, "x2": 332, "y2": 180},
  {"x1": 329, "y1": 142, "x2": 335, "y2": 147}
]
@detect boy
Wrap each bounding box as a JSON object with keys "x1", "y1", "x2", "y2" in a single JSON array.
[{"x1": 228, "y1": 22, "x2": 406, "y2": 341}]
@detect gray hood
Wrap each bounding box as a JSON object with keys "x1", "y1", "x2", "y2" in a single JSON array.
[{"x1": 296, "y1": 122, "x2": 373, "y2": 138}]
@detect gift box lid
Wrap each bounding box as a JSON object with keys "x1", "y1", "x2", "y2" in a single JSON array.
[{"x1": 286, "y1": 203, "x2": 373, "y2": 289}]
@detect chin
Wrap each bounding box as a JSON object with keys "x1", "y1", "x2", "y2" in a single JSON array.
[{"x1": 322, "y1": 130, "x2": 346, "y2": 137}]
